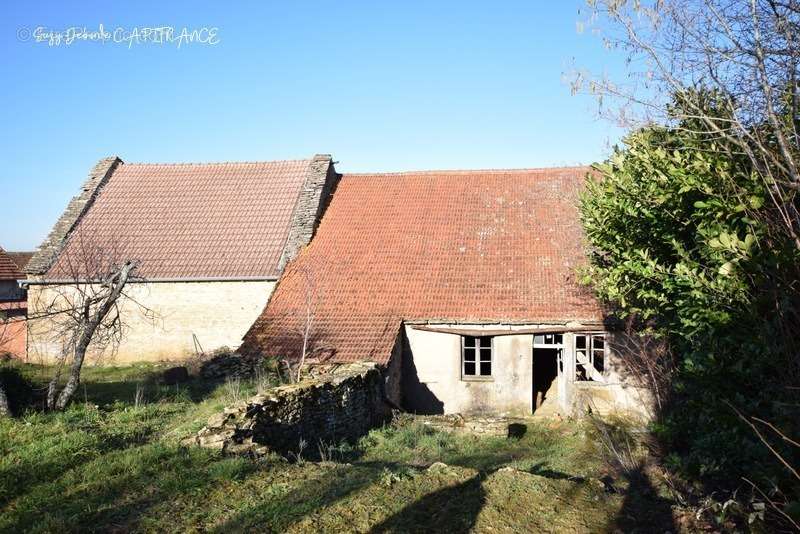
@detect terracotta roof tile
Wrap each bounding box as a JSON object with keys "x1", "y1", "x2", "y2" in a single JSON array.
[
  {"x1": 6, "y1": 252, "x2": 33, "y2": 274},
  {"x1": 0, "y1": 248, "x2": 25, "y2": 281},
  {"x1": 47, "y1": 159, "x2": 313, "y2": 279},
  {"x1": 240, "y1": 167, "x2": 606, "y2": 365}
]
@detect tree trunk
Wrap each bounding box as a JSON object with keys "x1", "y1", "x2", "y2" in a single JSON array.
[
  {"x1": 48, "y1": 261, "x2": 136, "y2": 411},
  {"x1": 54, "y1": 335, "x2": 91, "y2": 410},
  {"x1": 46, "y1": 377, "x2": 58, "y2": 410},
  {"x1": 46, "y1": 360, "x2": 64, "y2": 410}
]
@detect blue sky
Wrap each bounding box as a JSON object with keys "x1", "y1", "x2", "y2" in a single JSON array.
[{"x1": 1, "y1": 1, "x2": 624, "y2": 250}]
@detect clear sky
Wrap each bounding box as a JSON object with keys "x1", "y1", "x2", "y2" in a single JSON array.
[{"x1": 1, "y1": 1, "x2": 624, "y2": 251}]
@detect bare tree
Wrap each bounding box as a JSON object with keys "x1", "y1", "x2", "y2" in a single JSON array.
[
  {"x1": 280, "y1": 267, "x2": 317, "y2": 383},
  {"x1": 28, "y1": 233, "x2": 149, "y2": 410},
  {"x1": 574, "y1": 0, "x2": 800, "y2": 248}
]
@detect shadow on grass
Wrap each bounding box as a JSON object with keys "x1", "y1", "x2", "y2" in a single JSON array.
[
  {"x1": 611, "y1": 465, "x2": 677, "y2": 533},
  {"x1": 0, "y1": 372, "x2": 224, "y2": 512},
  {"x1": 0, "y1": 413, "x2": 161, "y2": 510},
  {"x1": 213, "y1": 443, "x2": 595, "y2": 533},
  {"x1": 528, "y1": 461, "x2": 587, "y2": 482},
  {"x1": 0, "y1": 443, "x2": 255, "y2": 532},
  {"x1": 212, "y1": 462, "x2": 390, "y2": 532},
  {"x1": 7, "y1": 362, "x2": 229, "y2": 411},
  {"x1": 370, "y1": 474, "x2": 485, "y2": 533},
  {"x1": 81, "y1": 377, "x2": 223, "y2": 407}
]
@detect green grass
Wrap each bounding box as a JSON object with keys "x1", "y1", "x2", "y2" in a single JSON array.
[{"x1": 0, "y1": 363, "x2": 679, "y2": 533}]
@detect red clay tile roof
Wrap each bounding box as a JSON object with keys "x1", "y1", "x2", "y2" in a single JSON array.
[
  {"x1": 240, "y1": 167, "x2": 606, "y2": 365},
  {"x1": 0, "y1": 248, "x2": 25, "y2": 281},
  {"x1": 6, "y1": 252, "x2": 33, "y2": 273},
  {"x1": 47, "y1": 160, "x2": 316, "y2": 279}
]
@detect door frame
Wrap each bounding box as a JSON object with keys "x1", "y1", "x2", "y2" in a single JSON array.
[{"x1": 532, "y1": 333, "x2": 567, "y2": 414}]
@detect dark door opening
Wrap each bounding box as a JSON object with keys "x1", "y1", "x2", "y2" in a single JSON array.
[{"x1": 532, "y1": 347, "x2": 559, "y2": 414}]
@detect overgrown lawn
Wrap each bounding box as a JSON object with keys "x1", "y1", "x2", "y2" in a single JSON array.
[{"x1": 0, "y1": 363, "x2": 679, "y2": 532}]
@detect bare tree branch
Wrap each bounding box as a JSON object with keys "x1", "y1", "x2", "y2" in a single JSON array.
[
  {"x1": 27, "y1": 231, "x2": 147, "y2": 410},
  {"x1": 575, "y1": 0, "x2": 800, "y2": 248}
]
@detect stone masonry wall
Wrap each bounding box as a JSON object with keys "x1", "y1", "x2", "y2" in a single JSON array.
[
  {"x1": 195, "y1": 362, "x2": 388, "y2": 457},
  {"x1": 276, "y1": 155, "x2": 339, "y2": 271},
  {"x1": 27, "y1": 280, "x2": 275, "y2": 363}
]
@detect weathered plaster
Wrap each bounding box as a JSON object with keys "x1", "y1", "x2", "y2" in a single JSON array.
[
  {"x1": 401, "y1": 324, "x2": 653, "y2": 419},
  {"x1": 402, "y1": 324, "x2": 534, "y2": 416}
]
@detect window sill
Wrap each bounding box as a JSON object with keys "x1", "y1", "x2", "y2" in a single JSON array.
[{"x1": 461, "y1": 376, "x2": 494, "y2": 382}]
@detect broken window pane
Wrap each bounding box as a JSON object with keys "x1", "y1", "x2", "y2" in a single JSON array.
[
  {"x1": 593, "y1": 351, "x2": 604, "y2": 373},
  {"x1": 575, "y1": 333, "x2": 605, "y2": 381},
  {"x1": 592, "y1": 335, "x2": 605, "y2": 373}
]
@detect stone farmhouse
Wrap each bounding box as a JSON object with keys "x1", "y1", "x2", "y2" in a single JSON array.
[
  {"x1": 26, "y1": 157, "x2": 650, "y2": 417},
  {"x1": 25, "y1": 155, "x2": 338, "y2": 363},
  {"x1": 240, "y1": 167, "x2": 650, "y2": 418}
]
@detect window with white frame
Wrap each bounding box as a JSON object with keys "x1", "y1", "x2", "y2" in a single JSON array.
[
  {"x1": 533, "y1": 333, "x2": 563, "y2": 346},
  {"x1": 462, "y1": 336, "x2": 492, "y2": 378},
  {"x1": 533, "y1": 333, "x2": 564, "y2": 372},
  {"x1": 575, "y1": 333, "x2": 605, "y2": 382}
]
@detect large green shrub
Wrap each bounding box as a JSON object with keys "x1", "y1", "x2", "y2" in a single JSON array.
[{"x1": 579, "y1": 102, "x2": 800, "y2": 486}]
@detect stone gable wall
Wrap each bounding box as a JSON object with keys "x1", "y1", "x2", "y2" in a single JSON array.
[
  {"x1": 276, "y1": 155, "x2": 339, "y2": 271},
  {"x1": 27, "y1": 157, "x2": 122, "y2": 275},
  {"x1": 195, "y1": 362, "x2": 388, "y2": 456}
]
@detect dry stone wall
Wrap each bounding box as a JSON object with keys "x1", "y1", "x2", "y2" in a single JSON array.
[{"x1": 194, "y1": 362, "x2": 389, "y2": 457}]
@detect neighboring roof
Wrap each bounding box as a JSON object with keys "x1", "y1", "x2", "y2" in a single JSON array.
[
  {"x1": 0, "y1": 248, "x2": 25, "y2": 281},
  {"x1": 240, "y1": 167, "x2": 606, "y2": 365},
  {"x1": 6, "y1": 252, "x2": 33, "y2": 273},
  {"x1": 34, "y1": 156, "x2": 334, "y2": 279}
]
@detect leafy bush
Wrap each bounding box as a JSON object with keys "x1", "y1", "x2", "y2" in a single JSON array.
[{"x1": 579, "y1": 96, "x2": 800, "y2": 491}]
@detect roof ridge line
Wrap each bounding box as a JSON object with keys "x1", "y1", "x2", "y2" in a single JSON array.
[
  {"x1": 342, "y1": 165, "x2": 594, "y2": 177},
  {"x1": 122, "y1": 159, "x2": 313, "y2": 167}
]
